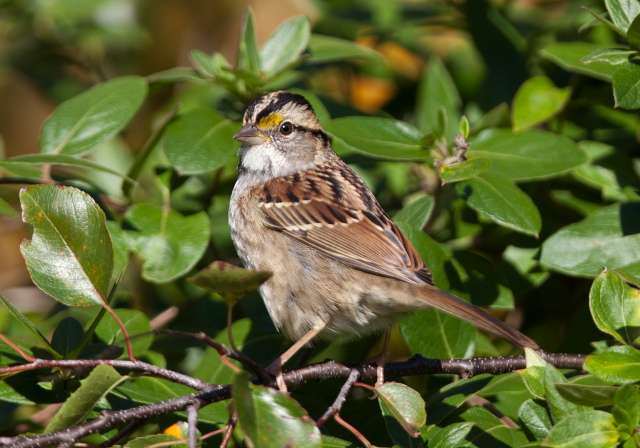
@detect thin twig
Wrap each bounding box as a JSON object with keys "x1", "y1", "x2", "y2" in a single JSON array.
[
  {"x1": 219, "y1": 415, "x2": 237, "y2": 448},
  {"x1": 155, "y1": 330, "x2": 272, "y2": 385},
  {"x1": 317, "y1": 368, "x2": 360, "y2": 428},
  {"x1": 186, "y1": 402, "x2": 200, "y2": 448}
]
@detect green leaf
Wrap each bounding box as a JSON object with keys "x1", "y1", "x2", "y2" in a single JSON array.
[
  {"x1": 581, "y1": 48, "x2": 636, "y2": 66},
  {"x1": 590, "y1": 270, "x2": 640, "y2": 344},
  {"x1": 2, "y1": 154, "x2": 135, "y2": 182},
  {"x1": 459, "y1": 407, "x2": 530, "y2": 447},
  {"x1": 95, "y1": 309, "x2": 153, "y2": 358},
  {"x1": 607, "y1": 0, "x2": 640, "y2": 33},
  {"x1": 399, "y1": 309, "x2": 475, "y2": 359},
  {"x1": 20, "y1": 185, "x2": 114, "y2": 306},
  {"x1": 554, "y1": 383, "x2": 617, "y2": 407},
  {"x1": 45, "y1": 365, "x2": 123, "y2": 433},
  {"x1": 164, "y1": 107, "x2": 240, "y2": 175},
  {"x1": 438, "y1": 157, "x2": 492, "y2": 183},
  {"x1": 237, "y1": 8, "x2": 260, "y2": 73},
  {"x1": 188, "y1": 260, "x2": 271, "y2": 305},
  {"x1": 520, "y1": 366, "x2": 546, "y2": 399},
  {"x1": 613, "y1": 61, "x2": 640, "y2": 109},
  {"x1": 512, "y1": 76, "x2": 571, "y2": 132},
  {"x1": 455, "y1": 171, "x2": 541, "y2": 236},
  {"x1": 541, "y1": 42, "x2": 618, "y2": 81},
  {"x1": 416, "y1": 56, "x2": 461, "y2": 141},
  {"x1": 628, "y1": 14, "x2": 640, "y2": 48},
  {"x1": 51, "y1": 317, "x2": 84, "y2": 357},
  {"x1": 585, "y1": 345, "x2": 640, "y2": 384},
  {"x1": 542, "y1": 410, "x2": 618, "y2": 448},
  {"x1": 540, "y1": 202, "x2": 640, "y2": 278},
  {"x1": 426, "y1": 422, "x2": 474, "y2": 448},
  {"x1": 233, "y1": 371, "x2": 321, "y2": 448},
  {"x1": 125, "y1": 434, "x2": 183, "y2": 448},
  {"x1": 325, "y1": 117, "x2": 426, "y2": 160},
  {"x1": 260, "y1": 15, "x2": 310, "y2": 75},
  {"x1": 614, "y1": 384, "x2": 640, "y2": 430},
  {"x1": 467, "y1": 128, "x2": 588, "y2": 181},
  {"x1": 0, "y1": 196, "x2": 18, "y2": 218},
  {"x1": 40, "y1": 76, "x2": 147, "y2": 156},
  {"x1": 393, "y1": 196, "x2": 435, "y2": 232},
  {"x1": 0, "y1": 291, "x2": 54, "y2": 352},
  {"x1": 307, "y1": 34, "x2": 382, "y2": 63},
  {"x1": 125, "y1": 204, "x2": 210, "y2": 283},
  {"x1": 518, "y1": 399, "x2": 552, "y2": 440},
  {"x1": 377, "y1": 382, "x2": 426, "y2": 438},
  {"x1": 426, "y1": 374, "x2": 493, "y2": 425},
  {"x1": 544, "y1": 364, "x2": 589, "y2": 422},
  {"x1": 320, "y1": 435, "x2": 353, "y2": 447}
]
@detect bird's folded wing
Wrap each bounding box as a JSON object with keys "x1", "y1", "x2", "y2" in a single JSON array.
[{"x1": 259, "y1": 198, "x2": 433, "y2": 285}]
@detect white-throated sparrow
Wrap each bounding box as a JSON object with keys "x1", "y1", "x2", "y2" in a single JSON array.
[{"x1": 229, "y1": 91, "x2": 538, "y2": 385}]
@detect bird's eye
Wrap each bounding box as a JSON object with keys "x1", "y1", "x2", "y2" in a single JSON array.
[{"x1": 279, "y1": 122, "x2": 293, "y2": 135}]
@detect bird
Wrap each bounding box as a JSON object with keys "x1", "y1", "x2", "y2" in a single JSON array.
[{"x1": 228, "y1": 91, "x2": 538, "y2": 389}]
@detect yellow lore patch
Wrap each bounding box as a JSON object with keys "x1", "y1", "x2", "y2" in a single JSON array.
[{"x1": 258, "y1": 113, "x2": 283, "y2": 128}]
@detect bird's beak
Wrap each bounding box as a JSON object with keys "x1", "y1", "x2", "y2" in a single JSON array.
[{"x1": 233, "y1": 123, "x2": 268, "y2": 146}]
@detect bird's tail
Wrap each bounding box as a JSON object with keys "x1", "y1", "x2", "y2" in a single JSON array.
[{"x1": 417, "y1": 285, "x2": 539, "y2": 350}]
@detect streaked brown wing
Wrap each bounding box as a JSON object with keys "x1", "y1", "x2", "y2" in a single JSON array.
[{"x1": 257, "y1": 169, "x2": 433, "y2": 285}]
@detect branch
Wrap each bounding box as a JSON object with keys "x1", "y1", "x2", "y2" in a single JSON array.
[{"x1": 0, "y1": 351, "x2": 586, "y2": 448}]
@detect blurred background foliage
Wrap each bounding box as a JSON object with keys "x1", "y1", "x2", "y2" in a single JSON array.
[{"x1": 1, "y1": 0, "x2": 640, "y2": 446}]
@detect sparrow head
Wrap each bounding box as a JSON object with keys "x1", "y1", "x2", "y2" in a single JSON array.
[{"x1": 234, "y1": 91, "x2": 332, "y2": 178}]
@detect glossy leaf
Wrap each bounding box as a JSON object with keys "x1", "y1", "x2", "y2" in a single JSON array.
[
  {"x1": 467, "y1": 128, "x2": 587, "y2": 181},
  {"x1": 40, "y1": 76, "x2": 147, "y2": 156},
  {"x1": 585, "y1": 345, "x2": 640, "y2": 384},
  {"x1": 512, "y1": 76, "x2": 571, "y2": 132},
  {"x1": 125, "y1": 204, "x2": 209, "y2": 283},
  {"x1": 233, "y1": 371, "x2": 321, "y2": 448},
  {"x1": 455, "y1": 171, "x2": 541, "y2": 236},
  {"x1": 164, "y1": 107, "x2": 240, "y2": 175},
  {"x1": 541, "y1": 42, "x2": 617, "y2": 81},
  {"x1": 606, "y1": 0, "x2": 640, "y2": 33},
  {"x1": 542, "y1": 410, "x2": 618, "y2": 448},
  {"x1": 613, "y1": 61, "x2": 640, "y2": 109},
  {"x1": 416, "y1": 56, "x2": 461, "y2": 141},
  {"x1": 540, "y1": 202, "x2": 640, "y2": 278},
  {"x1": 20, "y1": 185, "x2": 114, "y2": 306},
  {"x1": 260, "y1": 15, "x2": 310, "y2": 75},
  {"x1": 325, "y1": 117, "x2": 426, "y2": 160},
  {"x1": 518, "y1": 399, "x2": 552, "y2": 440},
  {"x1": 590, "y1": 270, "x2": 640, "y2": 344},
  {"x1": 307, "y1": 34, "x2": 382, "y2": 63},
  {"x1": 438, "y1": 157, "x2": 492, "y2": 183},
  {"x1": 188, "y1": 260, "x2": 271, "y2": 305},
  {"x1": 45, "y1": 365, "x2": 122, "y2": 433},
  {"x1": 377, "y1": 382, "x2": 426, "y2": 438}
]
